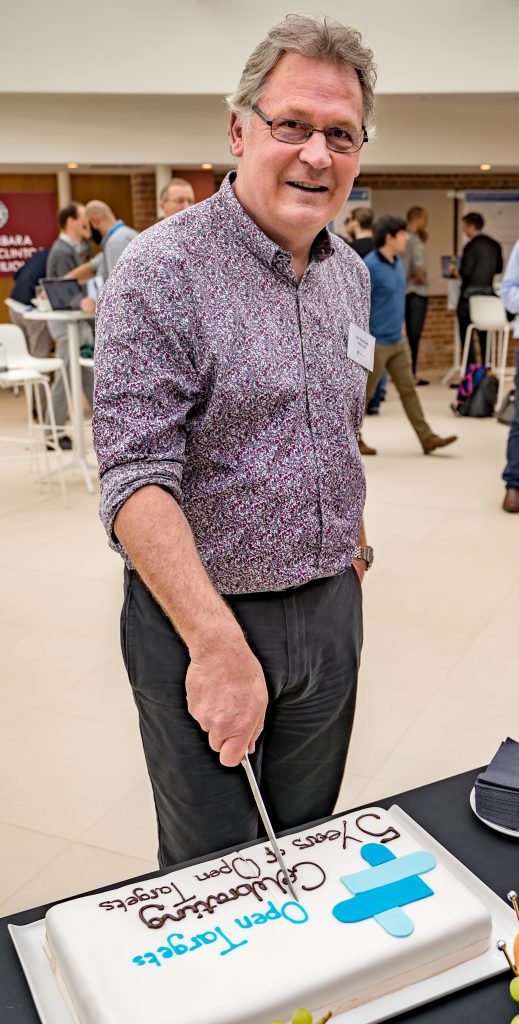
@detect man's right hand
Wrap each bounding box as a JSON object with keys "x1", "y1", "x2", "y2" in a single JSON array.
[{"x1": 185, "y1": 635, "x2": 268, "y2": 768}]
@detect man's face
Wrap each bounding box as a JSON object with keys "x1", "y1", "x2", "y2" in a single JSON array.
[
  {"x1": 161, "y1": 185, "x2": 196, "y2": 217},
  {"x1": 416, "y1": 211, "x2": 428, "y2": 233},
  {"x1": 389, "y1": 229, "x2": 409, "y2": 256},
  {"x1": 463, "y1": 222, "x2": 477, "y2": 239},
  {"x1": 77, "y1": 207, "x2": 91, "y2": 241},
  {"x1": 67, "y1": 206, "x2": 88, "y2": 242},
  {"x1": 230, "y1": 52, "x2": 364, "y2": 252}
]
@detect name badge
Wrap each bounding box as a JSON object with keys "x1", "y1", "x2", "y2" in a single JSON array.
[{"x1": 347, "y1": 323, "x2": 375, "y2": 372}]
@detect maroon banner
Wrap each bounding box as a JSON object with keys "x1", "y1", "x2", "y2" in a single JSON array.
[{"x1": 0, "y1": 192, "x2": 57, "y2": 276}]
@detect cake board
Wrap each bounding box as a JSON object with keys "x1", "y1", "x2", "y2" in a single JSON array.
[{"x1": 9, "y1": 806, "x2": 516, "y2": 1024}]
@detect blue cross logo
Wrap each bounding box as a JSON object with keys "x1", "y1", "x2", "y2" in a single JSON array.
[{"x1": 332, "y1": 842, "x2": 436, "y2": 938}]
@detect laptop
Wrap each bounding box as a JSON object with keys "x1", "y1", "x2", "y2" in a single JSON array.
[{"x1": 40, "y1": 278, "x2": 83, "y2": 311}]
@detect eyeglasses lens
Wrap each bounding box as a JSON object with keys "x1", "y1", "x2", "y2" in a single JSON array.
[{"x1": 270, "y1": 119, "x2": 362, "y2": 154}]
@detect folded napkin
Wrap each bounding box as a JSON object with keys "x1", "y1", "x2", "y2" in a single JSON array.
[{"x1": 475, "y1": 738, "x2": 519, "y2": 830}]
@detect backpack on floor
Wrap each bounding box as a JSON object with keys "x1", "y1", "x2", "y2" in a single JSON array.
[{"x1": 453, "y1": 364, "x2": 498, "y2": 418}]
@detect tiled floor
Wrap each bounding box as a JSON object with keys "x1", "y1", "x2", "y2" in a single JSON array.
[{"x1": 0, "y1": 381, "x2": 517, "y2": 918}]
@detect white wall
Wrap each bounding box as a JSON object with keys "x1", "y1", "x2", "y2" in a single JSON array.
[
  {"x1": 1, "y1": 93, "x2": 518, "y2": 170},
  {"x1": 2, "y1": 0, "x2": 519, "y2": 96}
]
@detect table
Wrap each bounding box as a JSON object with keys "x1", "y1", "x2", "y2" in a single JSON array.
[
  {"x1": 1, "y1": 767, "x2": 517, "y2": 1023},
  {"x1": 23, "y1": 310, "x2": 96, "y2": 494}
]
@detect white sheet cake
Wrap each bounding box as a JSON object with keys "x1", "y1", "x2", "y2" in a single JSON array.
[{"x1": 44, "y1": 806, "x2": 491, "y2": 1024}]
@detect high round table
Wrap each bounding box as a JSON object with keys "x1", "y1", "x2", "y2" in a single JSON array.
[{"x1": 22, "y1": 309, "x2": 96, "y2": 494}]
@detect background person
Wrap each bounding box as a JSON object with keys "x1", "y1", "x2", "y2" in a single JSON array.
[
  {"x1": 457, "y1": 211, "x2": 503, "y2": 366},
  {"x1": 7, "y1": 247, "x2": 52, "y2": 358},
  {"x1": 346, "y1": 205, "x2": 375, "y2": 257},
  {"x1": 402, "y1": 205, "x2": 429, "y2": 385},
  {"x1": 360, "y1": 215, "x2": 457, "y2": 456},
  {"x1": 45, "y1": 203, "x2": 95, "y2": 444},
  {"x1": 93, "y1": 13, "x2": 375, "y2": 866},
  {"x1": 66, "y1": 201, "x2": 138, "y2": 286},
  {"x1": 346, "y1": 206, "x2": 386, "y2": 413},
  {"x1": 159, "y1": 177, "x2": 196, "y2": 218},
  {"x1": 501, "y1": 239, "x2": 519, "y2": 513}
]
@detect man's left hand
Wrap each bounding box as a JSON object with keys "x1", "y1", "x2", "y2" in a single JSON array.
[
  {"x1": 80, "y1": 297, "x2": 96, "y2": 314},
  {"x1": 352, "y1": 558, "x2": 366, "y2": 584}
]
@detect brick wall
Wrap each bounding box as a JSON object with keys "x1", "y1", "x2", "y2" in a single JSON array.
[
  {"x1": 415, "y1": 296, "x2": 516, "y2": 376},
  {"x1": 416, "y1": 297, "x2": 455, "y2": 374},
  {"x1": 131, "y1": 172, "x2": 157, "y2": 231},
  {"x1": 356, "y1": 173, "x2": 519, "y2": 190}
]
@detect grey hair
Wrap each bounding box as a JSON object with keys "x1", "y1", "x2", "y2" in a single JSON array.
[
  {"x1": 226, "y1": 12, "x2": 377, "y2": 127},
  {"x1": 160, "y1": 177, "x2": 194, "y2": 201}
]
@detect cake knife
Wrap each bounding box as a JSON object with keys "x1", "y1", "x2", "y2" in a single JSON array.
[{"x1": 241, "y1": 752, "x2": 299, "y2": 903}]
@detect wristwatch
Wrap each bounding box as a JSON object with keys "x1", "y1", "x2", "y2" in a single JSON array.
[{"x1": 353, "y1": 545, "x2": 374, "y2": 570}]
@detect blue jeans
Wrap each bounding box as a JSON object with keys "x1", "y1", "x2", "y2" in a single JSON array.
[
  {"x1": 503, "y1": 347, "x2": 519, "y2": 490},
  {"x1": 121, "y1": 567, "x2": 363, "y2": 867}
]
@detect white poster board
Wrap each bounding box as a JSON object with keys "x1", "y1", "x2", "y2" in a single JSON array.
[{"x1": 461, "y1": 191, "x2": 519, "y2": 267}]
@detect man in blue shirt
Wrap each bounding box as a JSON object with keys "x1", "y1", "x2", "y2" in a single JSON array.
[
  {"x1": 501, "y1": 239, "x2": 519, "y2": 512},
  {"x1": 360, "y1": 215, "x2": 457, "y2": 456}
]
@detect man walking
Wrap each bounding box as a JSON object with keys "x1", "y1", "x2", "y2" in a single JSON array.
[
  {"x1": 402, "y1": 205, "x2": 429, "y2": 385},
  {"x1": 94, "y1": 14, "x2": 375, "y2": 866},
  {"x1": 360, "y1": 216, "x2": 457, "y2": 456}
]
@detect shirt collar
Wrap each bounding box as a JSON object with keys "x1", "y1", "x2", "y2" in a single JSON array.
[
  {"x1": 59, "y1": 231, "x2": 83, "y2": 254},
  {"x1": 101, "y1": 220, "x2": 124, "y2": 248},
  {"x1": 216, "y1": 172, "x2": 334, "y2": 275},
  {"x1": 375, "y1": 249, "x2": 398, "y2": 267}
]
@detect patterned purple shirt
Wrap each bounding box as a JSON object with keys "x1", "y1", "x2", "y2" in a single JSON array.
[{"x1": 93, "y1": 173, "x2": 370, "y2": 594}]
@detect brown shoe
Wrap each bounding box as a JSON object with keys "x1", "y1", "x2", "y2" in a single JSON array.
[
  {"x1": 422, "y1": 434, "x2": 458, "y2": 455},
  {"x1": 359, "y1": 437, "x2": 377, "y2": 456},
  {"x1": 503, "y1": 488, "x2": 519, "y2": 513}
]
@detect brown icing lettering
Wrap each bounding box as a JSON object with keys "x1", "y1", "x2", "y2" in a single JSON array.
[
  {"x1": 195, "y1": 858, "x2": 233, "y2": 882},
  {"x1": 138, "y1": 861, "x2": 325, "y2": 930},
  {"x1": 342, "y1": 819, "x2": 363, "y2": 850},
  {"x1": 292, "y1": 829, "x2": 341, "y2": 850},
  {"x1": 264, "y1": 845, "x2": 286, "y2": 864},
  {"x1": 98, "y1": 878, "x2": 195, "y2": 913},
  {"x1": 355, "y1": 813, "x2": 400, "y2": 844}
]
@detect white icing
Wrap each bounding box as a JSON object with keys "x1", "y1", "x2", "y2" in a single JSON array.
[{"x1": 45, "y1": 807, "x2": 491, "y2": 1024}]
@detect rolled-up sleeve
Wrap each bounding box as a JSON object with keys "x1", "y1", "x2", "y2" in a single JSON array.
[{"x1": 93, "y1": 244, "x2": 199, "y2": 559}]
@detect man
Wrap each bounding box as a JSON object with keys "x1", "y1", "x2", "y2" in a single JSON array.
[
  {"x1": 401, "y1": 205, "x2": 429, "y2": 385},
  {"x1": 94, "y1": 13, "x2": 375, "y2": 866},
  {"x1": 360, "y1": 216, "x2": 457, "y2": 456},
  {"x1": 45, "y1": 203, "x2": 95, "y2": 442},
  {"x1": 159, "y1": 177, "x2": 196, "y2": 218},
  {"x1": 346, "y1": 206, "x2": 374, "y2": 257},
  {"x1": 501, "y1": 240, "x2": 519, "y2": 513},
  {"x1": 457, "y1": 212, "x2": 503, "y2": 366},
  {"x1": 7, "y1": 247, "x2": 52, "y2": 358},
  {"x1": 346, "y1": 206, "x2": 384, "y2": 413},
  {"x1": 67, "y1": 201, "x2": 138, "y2": 285}
]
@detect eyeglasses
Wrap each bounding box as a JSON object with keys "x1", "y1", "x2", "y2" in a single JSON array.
[{"x1": 252, "y1": 105, "x2": 368, "y2": 155}]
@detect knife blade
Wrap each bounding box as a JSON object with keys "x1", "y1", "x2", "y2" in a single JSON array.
[{"x1": 241, "y1": 752, "x2": 298, "y2": 903}]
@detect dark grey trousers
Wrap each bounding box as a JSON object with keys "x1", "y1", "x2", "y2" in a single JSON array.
[{"x1": 121, "y1": 567, "x2": 363, "y2": 868}]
